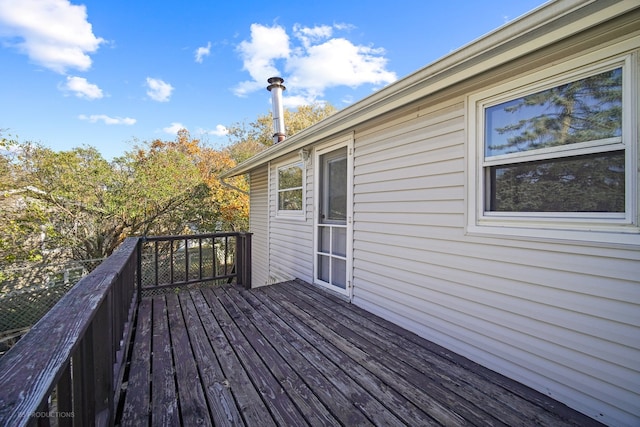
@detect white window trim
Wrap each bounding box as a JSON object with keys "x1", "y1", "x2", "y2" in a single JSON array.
[
  {"x1": 275, "y1": 159, "x2": 306, "y2": 220},
  {"x1": 466, "y1": 46, "x2": 639, "y2": 246}
]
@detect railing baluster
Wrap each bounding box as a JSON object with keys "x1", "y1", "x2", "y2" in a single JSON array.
[
  {"x1": 198, "y1": 238, "x2": 203, "y2": 281},
  {"x1": 56, "y1": 362, "x2": 73, "y2": 427},
  {"x1": 170, "y1": 240, "x2": 174, "y2": 285},
  {"x1": 35, "y1": 400, "x2": 50, "y2": 427},
  {"x1": 224, "y1": 235, "x2": 229, "y2": 276},
  {"x1": 71, "y1": 333, "x2": 82, "y2": 422},
  {"x1": 92, "y1": 296, "x2": 113, "y2": 427},
  {"x1": 185, "y1": 237, "x2": 189, "y2": 283},
  {"x1": 137, "y1": 238, "x2": 143, "y2": 303},
  {"x1": 235, "y1": 234, "x2": 242, "y2": 287},
  {"x1": 214, "y1": 237, "x2": 218, "y2": 278},
  {"x1": 154, "y1": 240, "x2": 159, "y2": 287},
  {"x1": 243, "y1": 233, "x2": 252, "y2": 289}
]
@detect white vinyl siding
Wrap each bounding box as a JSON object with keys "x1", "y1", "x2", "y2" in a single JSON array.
[
  {"x1": 268, "y1": 155, "x2": 314, "y2": 284},
  {"x1": 252, "y1": 7, "x2": 640, "y2": 426},
  {"x1": 249, "y1": 166, "x2": 269, "y2": 287},
  {"x1": 351, "y1": 95, "x2": 640, "y2": 426}
]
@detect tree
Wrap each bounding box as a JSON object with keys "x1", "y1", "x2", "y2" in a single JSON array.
[
  {"x1": 225, "y1": 102, "x2": 337, "y2": 163},
  {"x1": 140, "y1": 129, "x2": 249, "y2": 232},
  {"x1": 0, "y1": 135, "x2": 218, "y2": 264},
  {"x1": 0, "y1": 102, "x2": 337, "y2": 266}
]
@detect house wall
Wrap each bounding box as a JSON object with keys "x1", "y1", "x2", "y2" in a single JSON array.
[
  {"x1": 349, "y1": 24, "x2": 640, "y2": 426},
  {"x1": 248, "y1": 165, "x2": 269, "y2": 287},
  {"x1": 252, "y1": 8, "x2": 640, "y2": 426},
  {"x1": 265, "y1": 153, "x2": 314, "y2": 284},
  {"x1": 352, "y1": 98, "x2": 640, "y2": 427}
]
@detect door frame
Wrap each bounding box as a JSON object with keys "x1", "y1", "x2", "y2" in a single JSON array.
[{"x1": 313, "y1": 134, "x2": 354, "y2": 298}]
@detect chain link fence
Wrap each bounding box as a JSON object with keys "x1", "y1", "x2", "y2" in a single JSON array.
[
  {"x1": 1, "y1": 233, "x2": 250, "y2": 356},
  {"x1": 0, "y1": 259, "x2": 105, "y2": 345}
]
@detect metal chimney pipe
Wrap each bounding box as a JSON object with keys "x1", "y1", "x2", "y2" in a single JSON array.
[{"x1": 267, "y1": 77, "x2": 286, "y2": 144}]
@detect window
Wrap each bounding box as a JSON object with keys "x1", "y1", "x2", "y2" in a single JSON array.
[
  {"x1": 468, "y1": 52, "x2": 638, "y2": 243},
  {"x1": 276, "y1": 161, "x2": 304, "y2": 216},
  {"x1": 485, "y1": 67, "x2": 624, "y2": 213}
]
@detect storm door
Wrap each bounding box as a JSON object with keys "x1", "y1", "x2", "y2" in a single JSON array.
[{"x1": 314, "y1": 143, "x2": 352, "y2": 296}]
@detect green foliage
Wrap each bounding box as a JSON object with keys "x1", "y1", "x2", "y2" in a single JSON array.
[
  {"x1": 0, "y1": 134, "x2": 221, "y2": 264},
  {"x1": 225, "y1": 102, "x2": 337, "y2": 163},
  {"x1": 0, "y1": 102, "x2": 336, "y2": 267}
]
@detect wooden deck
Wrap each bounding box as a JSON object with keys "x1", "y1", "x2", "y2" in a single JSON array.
[{"x1": 117, "y1": 280, "x2": 601, "y2": 426}]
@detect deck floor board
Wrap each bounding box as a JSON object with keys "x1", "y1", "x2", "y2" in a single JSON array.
[
  {"x1": 120, "y1": 298, "x2": 152, "y2": 425},
  {"x1": 215, "y1": 285, "x2": 342, "y2": 426},
  {"x1": 117, "y1": 280, "x2": 602, "y2": 426},
  {"x1": 179, "y1": 291, "x2": 245, "y2": 426}
]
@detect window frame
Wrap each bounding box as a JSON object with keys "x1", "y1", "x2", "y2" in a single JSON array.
[
  {"x1": 467, "y1": 50, "x2": 639, "y2": 245},
  {"x1": 275, "y1": 160, "x2": 305, "y2": 219}
]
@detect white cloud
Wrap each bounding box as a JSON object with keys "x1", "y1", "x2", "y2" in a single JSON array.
[
  {"x1": 287, "y1": 38, "x2": 396, "y2": 95},
  {"x1": 0, "y1": 0, "x2": 104, "y2": 73},
  {"x1": 233, "y1": 23, "x2": 396, "y2": 103},
  {"x1": 61, "y1": 76, "x2": 103, "y2": 99},
  {"x1": 78, "y1": 114, "x2": 136, "y2": 125},
  {"x1": 195, "y1": 41, "x2": 211, "y2": 63},
  {"x1": 234, "y1": 24, "x2": 290, "y2": 97},
  {"x1": 146, "y1": 77, "x2": 173, "y2": 102},
  {"x1": 197, "y1": 124, "x2": 228, "y2": 137},
  {"x1": 163, "y1": 122, "x2": 185, "y2": 135},
  {"x1": 292, "y1": 24, "x2": 332, "y2": 48},
  {"x1": 281, "y1": 94, "x2": 312, "y2": 109}
]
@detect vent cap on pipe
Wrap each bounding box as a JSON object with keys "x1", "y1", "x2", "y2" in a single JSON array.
[{"x1": 267, "y1": 77, "x2": 286, "y2": 144}]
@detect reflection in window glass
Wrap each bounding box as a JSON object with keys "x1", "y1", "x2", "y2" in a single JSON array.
[
  {"x1": 489, "y1": 152, "x2": 625, "y2": 212},
  {"x1": 485, "y1": 68, "x2": 622, "y2": 157},
  {"x1": 327, "y1": 156, "x2": 347, "y2": 221},
  {"x1": 278, "y1": 162, "x2": 303, "y2": 212}
]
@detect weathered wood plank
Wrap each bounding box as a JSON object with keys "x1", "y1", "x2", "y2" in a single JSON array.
[
  {"x1": 116, "y1": 281, "x2": 604, "y2": 427},
  {"x1": 178, "y1": 291, "x2": 245, "y2": 427},
  {"x1": 249, "y1": 287, "x2": 417, "y2": 426},
  {"x1": 217, "y1": 285, "x2": 341, "y2": 426},
  {"x1": 165, "y1": 293, "x2": 212, "y2": 426},
  {"x1": 191, "y1": 289, "x2": 275, "y2": 426},
  {"x1": 285, "y1": 281, "x2": 550, "y2": 425},
  {"x1": 205, "y1": 287, "x2": 308, "y2": 426},
  {"x1": 278, "y1": 281, "x2": 507, "y2": 425},
  {"x1": 234, "y1": 287, "x2": 376, "y2": 427},
  {"x1": 264, "y1": 284, "x2": 472, "y2": 426},
  {"x1": 288, "y1": 280, "x2": 595, "y2": 427},
  {"x1": 150, "y1": 296, "x2": 179, "y2": 427},
  {"x1": 120, "y1": 297, "x2": 152, "y2": 426}
]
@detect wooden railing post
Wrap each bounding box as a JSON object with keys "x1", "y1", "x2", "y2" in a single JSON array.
[
  {"x1": 245, "y1": 232, "x2": 252, "y2": 289},
  {"x1": 237, "y1": 232, "x2": 252, "y2": 290},
  {"x1": 137, "y1": 237, "x2": 143, "y2": 303}
]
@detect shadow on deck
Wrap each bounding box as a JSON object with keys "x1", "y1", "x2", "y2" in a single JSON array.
[{"x1": 118, "y1": 279, "x2": 600, "y2": 426}]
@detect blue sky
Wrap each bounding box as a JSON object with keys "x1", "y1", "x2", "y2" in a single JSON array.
[{"x1": 0, "y1": 0, "x2": 546, "y2": 160}]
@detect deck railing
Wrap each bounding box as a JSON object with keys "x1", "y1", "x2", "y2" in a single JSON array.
[
  {"x1": 0, "y1": 232, "x2": 251, "y2": 426},
  {"x1": 138, "y1": 232, "x2": 252, "y2": 298}
]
